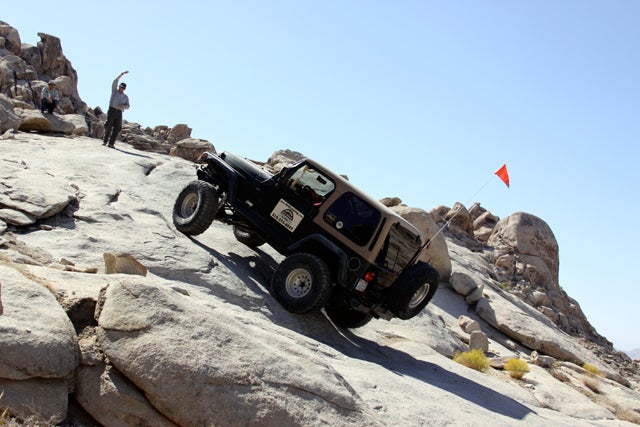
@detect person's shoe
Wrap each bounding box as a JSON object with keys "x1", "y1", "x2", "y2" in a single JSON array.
[
  {"x1": 107, "y1": 144, "x2": 115, "y2": 149},
  {"x1": 102, "y1": 141, "x2": 107, "y2": 146}
]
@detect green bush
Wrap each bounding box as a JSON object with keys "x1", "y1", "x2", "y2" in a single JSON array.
[
  {"x1": 504, "y1": 358, "x2": 529, "y2": 379},
  {"x1": 453, "y1": 349, "x2": 490, "y2": 372}
]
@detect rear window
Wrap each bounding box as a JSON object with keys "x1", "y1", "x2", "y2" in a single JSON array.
[
  {"x1": 324, "y1": 192, "x2": 381, "y2": 246},
  {"x1": 376, "y1": 222, "x2": 422, "y2": 271}
]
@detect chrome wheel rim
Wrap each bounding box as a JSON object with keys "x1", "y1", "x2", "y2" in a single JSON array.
[
  {"x1": 181, "y1": 193, "x2": 199, "y2": 218},
  {"x1": 285, "y1": 268, "x2": 313, "y2": 298},
  {"x1": 409, "y1": 283, "x2": 430, "y2": 309}
]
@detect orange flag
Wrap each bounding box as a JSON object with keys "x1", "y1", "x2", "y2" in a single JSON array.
[{"x1": 495, "y1": 164, "x2": 510, "y2": 188}]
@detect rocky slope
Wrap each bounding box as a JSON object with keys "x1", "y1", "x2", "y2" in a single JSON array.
[
  {"x1": 0, "y1": 133, "x2": 639, "y2": 426},
  {"x1": 1, "y1": 19, "x2": 639, "y2": 426}
]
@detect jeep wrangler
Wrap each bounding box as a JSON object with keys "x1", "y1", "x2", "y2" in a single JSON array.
[{"x1": 173, "y1": 151, "x2": 439, "y2": 328}]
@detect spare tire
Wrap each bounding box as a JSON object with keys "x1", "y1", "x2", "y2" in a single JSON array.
[{"x1": 387, "y1": 262, "x2": 439, "y2": 320}]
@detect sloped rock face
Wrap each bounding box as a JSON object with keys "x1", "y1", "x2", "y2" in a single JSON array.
[
  {"x1": 94, "y1": 280, "x2": 374, "y2": 426},
  {"x1": 0, "y1": 135, "x2": 639, "y2": 426},
  {"x1": 0, "y1": 153, "x2": 76, "y2": 220}
]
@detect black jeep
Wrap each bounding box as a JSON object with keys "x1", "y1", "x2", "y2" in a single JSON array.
[{"x1": 173, "y1": 151, "x2": 439, "y2": 328}]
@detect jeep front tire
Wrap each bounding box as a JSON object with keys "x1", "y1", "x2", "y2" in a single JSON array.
[
  {"x1": 173, "y1": 181, "x2": 219, "y2": 235},
  {"x1": 271, "y1": 253, "x2": 332, "y2": 314},
  {"x1": 387, "y1": 262, "x2": 439, "y2": 320}
]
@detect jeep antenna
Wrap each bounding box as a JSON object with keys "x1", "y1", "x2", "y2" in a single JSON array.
[{"x1": 415, "y1": 164, "x2": 510, "y2": 256}]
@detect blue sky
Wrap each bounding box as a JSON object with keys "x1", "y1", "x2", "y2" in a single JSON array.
[{"x1": 3, "y1": 1, "x2": 639, "y2": 350}]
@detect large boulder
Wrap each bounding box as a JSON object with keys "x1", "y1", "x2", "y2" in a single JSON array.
[
  {"x1": 16, "y1": 108, "x2": 77, "y2": 134},
  {"x1": 166, "y1": 123, "x2": 192, "y2": 143},
  {"x1": 168, "y1": 137, "x2": 215, "y2": 162},
  {"x1": 488, "y1": 212, "x2": 559, "y2": 286},
  {"x1": 0, "y1": 265, "x2": 78, "y2": 423},
  {"x1": 75, "y1": 331, "x2": 177, "y2": 427},
  {"x1": 0, "y1": 94, "x2": 21, "y2": 132},
  {"x1": 0, "y1": 22, "x2": 22, "y2": 55}
]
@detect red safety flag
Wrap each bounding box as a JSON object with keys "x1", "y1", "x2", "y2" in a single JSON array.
[{"x1": 495, "y1": 164, "x2": 510, "y2": 188}]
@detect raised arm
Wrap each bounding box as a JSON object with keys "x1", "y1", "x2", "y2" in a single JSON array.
[{"x1": 112, "y1": 70, "x2": 129, "y2": 90}]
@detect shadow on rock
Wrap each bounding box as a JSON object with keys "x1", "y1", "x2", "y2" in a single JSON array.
[
  {"x1": 147, "y1": 237, "x2": 280, "y2": 313},
  {"x1": 160, "y1": 237, "x2": 534, "y2": 421},
  {"x1": 330, "y1": 327, "x2": 536, "y2": 421},
  {"x1": 105, "y1": 146, "x2": 153, "y2": 159}
]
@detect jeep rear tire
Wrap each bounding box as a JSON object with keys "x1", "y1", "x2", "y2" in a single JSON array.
[
  {"x1": 173, "y1": 181, "x2": 219, "y2": 235},
  {"x1": 233, "y1": 224, "x2": 266, "y2": 248},
  {"x1": 271, "y1": 253, "x2": 332, "y2": 314},
  {"x1": 325, "y1": 286, "x2": 373, "y2": 328},
  {"x1": 387, "y1": 262, "x2": 439, "y2": 320}
]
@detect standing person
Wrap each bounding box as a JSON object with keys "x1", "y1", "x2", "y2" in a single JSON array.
[
  {"x1": 40, "y1": 80, "x2": 60, "y2": 114},
  {"x1": 103, "y1": 70, "x2": 130, "y2": 148}
]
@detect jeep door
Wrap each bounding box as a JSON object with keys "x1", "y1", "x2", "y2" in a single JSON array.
[{"x1": 261, "y1": 163, "x2": 335, "y2": 247}]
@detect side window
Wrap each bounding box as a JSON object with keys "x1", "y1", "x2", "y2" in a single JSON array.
[{"x1": 324, "y1": 192, "x2": 381, "y2": 246}]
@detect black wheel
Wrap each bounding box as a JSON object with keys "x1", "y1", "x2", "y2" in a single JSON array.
[
  {"x1": 271, "y1": 253, "x2": 332, "y2": 314},
  {"x1": 172, "y1": 181, "x2": 219, "y2": 235},
  {"x1": 325, "y1": 286, "x2": 373, "y2": 328},
  {"x1": 233, "y1": 224, "x2": 266, "y2": 248},
  {"x1": 387, "y1": 262, "x2": 439, "y2": 320}
]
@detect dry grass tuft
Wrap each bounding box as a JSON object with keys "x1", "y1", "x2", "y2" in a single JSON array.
[
  {"x1": 453, "y1": 349, "x2": 490, "y2": 372},
  {"x1": 582, "y1": 363, "x2": 602, "y2": 377},
  {"x1": 582, "y1": 376, "x2": 601, "y2": 394},
  {"x1": 504, "y1": 358, "x2": 530, "y2": 379},
  {"x1": 616, "y1": 407, "x2": 640, "y2": 424},
  {"x1": 549, "y1": 367, "x2": 570, "y2": 383}
]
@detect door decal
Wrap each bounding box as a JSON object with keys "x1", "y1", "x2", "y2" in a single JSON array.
[{"x1": 271, "y1": 199, "x2": 304, "y2": 232}]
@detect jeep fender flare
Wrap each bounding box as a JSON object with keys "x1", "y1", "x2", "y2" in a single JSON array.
[
  {"x1": 287, "y1": 234, "x2": 349, "y2": 286},
  {"x1": 198, "y1": 152, "x2": 239, "y2": 204}
]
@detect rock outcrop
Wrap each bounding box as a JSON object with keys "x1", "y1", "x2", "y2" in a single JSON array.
[
  {"x1": 0, "y1": 21, "x2": 210, "y2": 161},
  {"x1": 431, "y1": 206, "x2": 610, "y2": 350}
]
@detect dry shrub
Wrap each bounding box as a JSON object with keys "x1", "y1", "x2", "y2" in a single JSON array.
[
  {"x1": 504, "y1": 358, "x2": 530, "y2": 379},
  {"x1": 616, "y1": 407, "x2": 640, "y2": 424},
  {"x1": 550, "y1": 368, "x2": 570, "y2": 383},
  {"x1": 582, "y1": 376, "x2": 601, "y2": 394},
  {"x1": 453, "y1": 349, "x2": 490, "y2": 372},
  {"x1": 583, "y1": 363, "x2": 601, "y2": 377}
]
